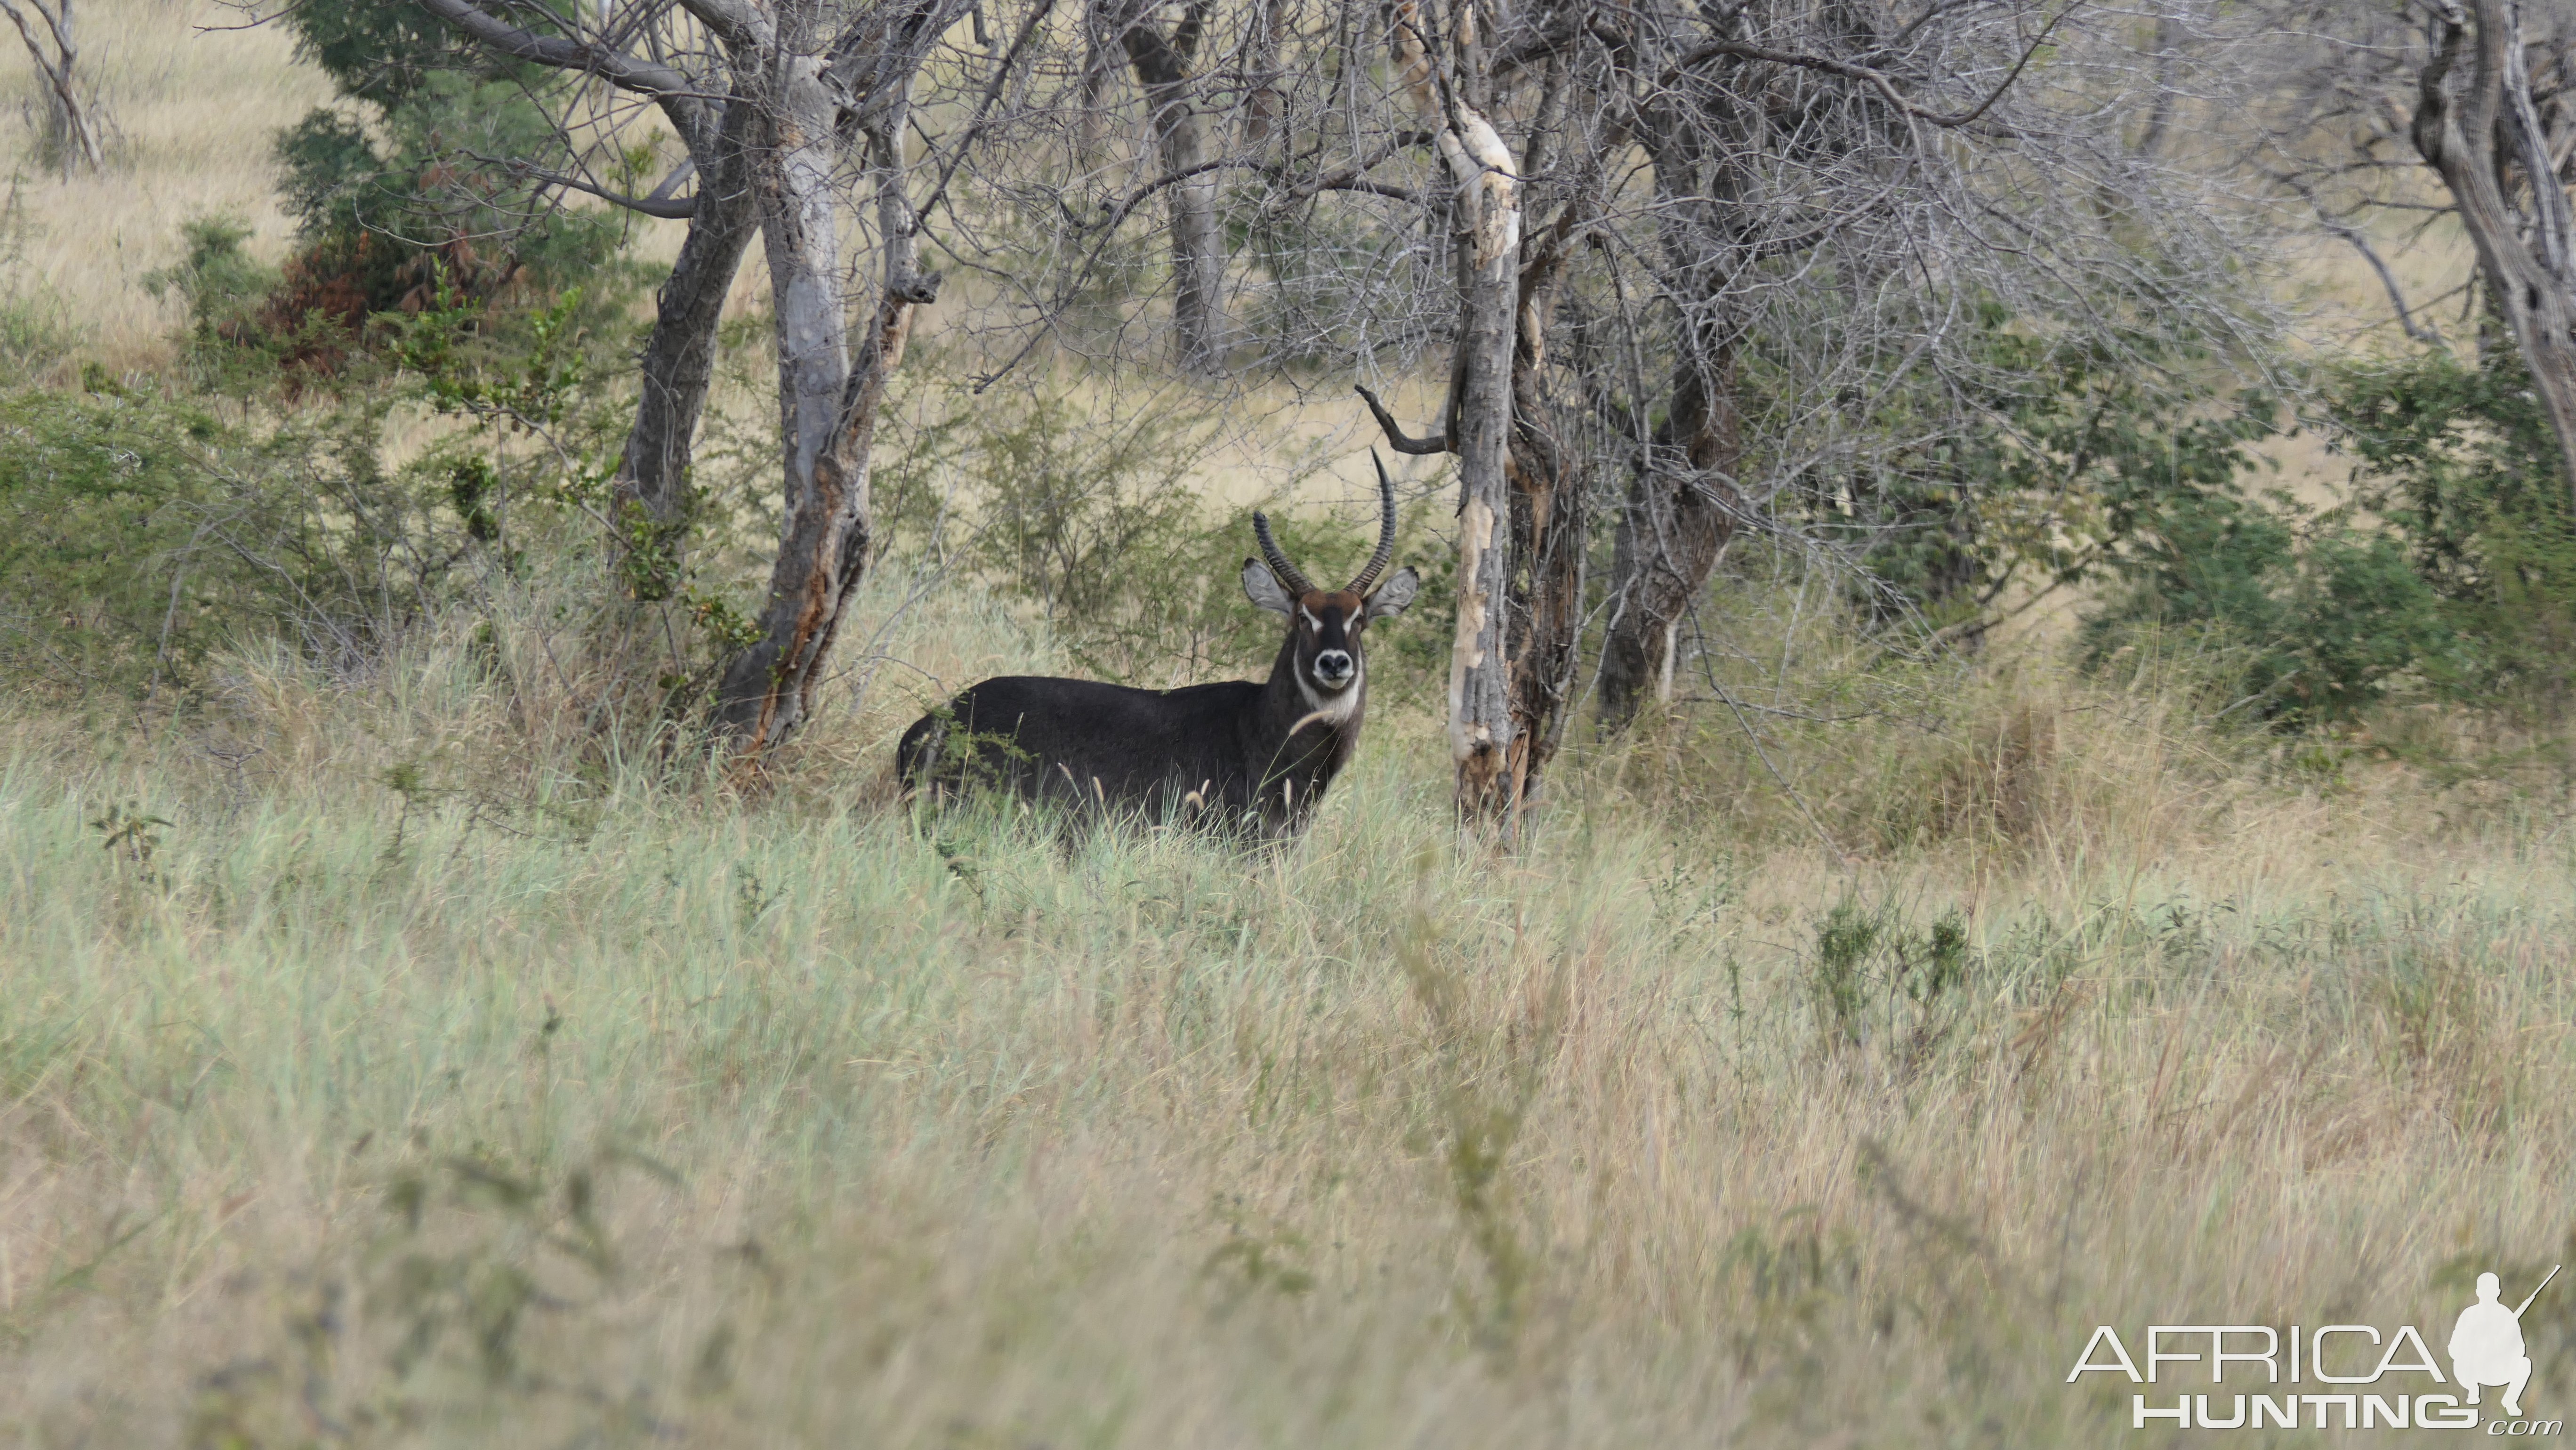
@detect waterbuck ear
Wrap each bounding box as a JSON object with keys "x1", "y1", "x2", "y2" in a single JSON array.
[
  {"x1": 1241, "y1": 557, "x2": 1296, "y2": 615},
  {"x1": 1364, "y1": 566, "x2": 1420, "y2": 620}
]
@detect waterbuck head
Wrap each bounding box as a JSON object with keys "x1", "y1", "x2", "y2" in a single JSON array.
[{"x1": 1240, "y1": 451, "x2": 1421, "y2": 716}]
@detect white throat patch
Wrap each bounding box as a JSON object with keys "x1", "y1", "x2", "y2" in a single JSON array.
[{"x1": 1295, "y1": 661, "x2": 1362, "y2": 729}]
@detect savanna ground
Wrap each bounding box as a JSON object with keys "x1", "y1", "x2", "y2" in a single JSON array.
[{"x1": 3, "y1": 5, "x2": 2574, "y2": 1448}]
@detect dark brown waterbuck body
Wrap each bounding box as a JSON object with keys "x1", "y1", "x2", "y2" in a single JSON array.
[{"x1": 898, "y1": 457, "x2": 1418, "y2": 835}]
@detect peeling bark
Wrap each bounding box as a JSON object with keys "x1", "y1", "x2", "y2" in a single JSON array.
[
  {"x1": 1442, "y1": 108, "x2": 1522, "y2": 822},
  {"x1": 715, "y1": 8, "x2": 949, "y2": 752},
  {"x1": 1380, "y1": 0, "x2": 1522, "y2": 825}
]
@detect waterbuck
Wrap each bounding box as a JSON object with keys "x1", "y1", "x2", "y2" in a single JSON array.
[{"x1": 897, "y1": 454, "x2": 1419, "y2": 836}]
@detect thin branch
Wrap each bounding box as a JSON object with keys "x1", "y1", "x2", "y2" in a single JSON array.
[
  {"x1": 916, "y1": 0, "x2": 1063, "y2": 228},
  {"x1": 675, "y1": 0, "x2": 771, "y2": 48},
  {"x1": 466, "y1": 152, "x2": 700, "y2": 218},
  {"x1": 1284, "y1": 129, "x2": 1435, "y2": 198},
  {"x1": 1355, "y1": 383, "x2": 1451, "y2": 454},
  {"x1": 1662, "y1": 2, "x2": 2078, "y2": 129},
  {"x1": 2288, "y1": 181, "x2": 2436, "y2": 343},
  {"x1": 413, "y1": 0, "x2": 717, "y2": 148}
]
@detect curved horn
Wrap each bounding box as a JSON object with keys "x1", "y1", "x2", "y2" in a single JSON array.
[
  {"x1": 1251, "y1": 511, "x2": 1315, "y2": 596},
  {"x1": 1349, "y1": 449, "x2": 1399, "y2": 594}
]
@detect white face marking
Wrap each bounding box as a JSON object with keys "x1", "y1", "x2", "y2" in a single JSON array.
[{"x1": 1300, "y1": 606, "x2": 1321, "y2": 633}]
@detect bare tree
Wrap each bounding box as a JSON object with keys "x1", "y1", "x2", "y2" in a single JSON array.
[
  {"x1": 2253, "y1": 0, "x2": 2576, "y2": 495},
  {"x1": 1, "y1": 0, "x2": 105, "y2": 174},
  {"x1": 946, "y1": 0, "x2": 2271, "y2": 826},
  {"x1": 350, "y1": 0, "x2": 2275, "y2": 792},
  {"x1": 409, "y1": 0, "x2": 1022, "y2": 752},
  {"x1": 1388, "y1": 0, "x2": 1522, "y2": 823},
  {"x1": 1314, "y1": 0, "x2": 2261, "y2": 809},
  {"x1": 2412, "y1": 0, "x2": 2576, "y2": 494}
]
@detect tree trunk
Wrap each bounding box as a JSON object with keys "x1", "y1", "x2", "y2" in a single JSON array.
[
  {"x1": 2413, "y1": 0, "x2": 2576, "y2": 503},
  {"x1": 1240, "y1": 0, "x2": 1284, "y2": 153},
  {"x1": 1598, "y1": 68, "x2": 1755, "y2": 737},
  {"x1": 615, "y1": 99, "x2": 763, "y2": 541},
  {"x1": 1381, "y1": 0, "x2": 1521, "y2": 824},
  {"x1": 1598, "y1": 333, "x2": 1742, "y2": 732},
  {"x1": 714, "y1": 56, "x2": 860, "y2": 746},
  {"x1": 1120, "y1": 1, "x2": 1226, "y2": 371},
  {"x1": 1504, "y1": 227, "x2": 1585, "y2": 793},
  {"x1": 714, "y1": 29, "x2": 943, "y2": 752},
  {"x1": 1440, "y1": 103, "x2": 1522, "y2": 825},
  {"x1": 1504, "y1": 415, "x2": 1581, "y2": 795}
]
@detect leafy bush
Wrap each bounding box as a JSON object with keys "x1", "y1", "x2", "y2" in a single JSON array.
[
  {"x1": 2055, "y1": 343, "x2": 2576, "y2": 731},
  {"x1": 140, "y1": 10, "x2": 651, "y2": 387},
  {"x1": 2074, "y1": 344, "x2": 2576, "y2": 728},
  {"x1": 1838, "y1": 313, "x2": 2570, "y2": 728},
  {"x1": 2077, "y1": 484, "x2": 2455, "y2": 725},
  {"x1": 1802, "y1": 307, "x2": 2281, "y2": 637},
  {"x1": 2326, "y1": 346, "x2": 2576, "y2": 704},
  {"x1": 0, "y1": 292, "x2": 71, "y2": 386},
  {"x1": 274, "y1": 71, "x2": 637, "y2": 315},
  {"x1": 0, "y1": 385, "x2": 477, "y2": 698},
  {"x1": 0, "y1": 270, "x2": 662, "y2": 706},
  {"x1": 0, "y1": 188, "x2": 79, "y2": 386},
  {"x1": 142, "y1": 217, "x2": 352, "y2": 383}
]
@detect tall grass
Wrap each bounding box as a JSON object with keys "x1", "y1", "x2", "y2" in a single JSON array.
[{"x1": 3, "y1": 558, "x2": 2572, "y2": 1447}]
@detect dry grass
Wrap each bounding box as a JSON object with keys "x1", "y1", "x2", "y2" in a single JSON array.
[{"x1": 0, "y1": 556, "x2": 2570, "y2": 1446}]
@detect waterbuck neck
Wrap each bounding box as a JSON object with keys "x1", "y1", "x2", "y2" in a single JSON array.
[{"x1": 1244, "y1": 629, "x2": 1363, "y2": 809}]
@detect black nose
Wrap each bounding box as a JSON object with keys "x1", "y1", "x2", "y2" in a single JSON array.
[{"x1": 1314, "y1": 650, "x2": 1353, "y2": 681}]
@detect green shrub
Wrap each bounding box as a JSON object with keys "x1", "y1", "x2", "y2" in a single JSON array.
[
  {"x1": 1771, "y1": 302, "x2": 2280, "y2": 637},
  {"x1": 139, "y1": 217, "x2": 356, "y2": 386},
  {"x1": 2074, "y1": 344, "x2": 2576, "y2": 728},
  {"x1": 139, "y1": 8, "x2": 653, "y2": 389},
  {"x1": 273, "y1": 70, "x2": 638, "y2": 314},
  {"x1": 0, "y1": 354, "x2": 608, "y2": 703},
  {"x1": 2076, "y1": 483, "x2": 2456, "y2": 726},
  {"x1": 276, "y1": 4, "x2": 639, "y2": 298},
  {"x1": 0, "y1": 293, "x2": 71, "y2": 387},
  {"x1": 2324, "y1": 346, "x2": 2576, "y2": 704},
  {"x1": 0, "y1": 386, "x2": 467, "y2": 698}
]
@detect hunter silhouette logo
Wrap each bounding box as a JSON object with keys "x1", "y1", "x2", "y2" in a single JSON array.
[
  {"x1": 2069, "y1": 1265, "x2": 2563, "y2": 1431},
  {"x1": 2454, "y1": 1267, "x2": 2558, "y2": 1419}
]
